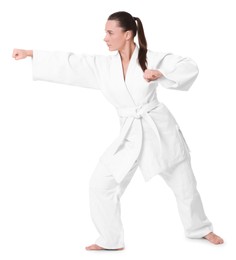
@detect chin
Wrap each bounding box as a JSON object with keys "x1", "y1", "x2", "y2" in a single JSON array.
[{"x1": 108, "y1": 46, "x2": 117, "y2": 52}]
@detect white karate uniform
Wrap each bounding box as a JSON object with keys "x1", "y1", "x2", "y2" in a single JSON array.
[{"x1": 32, "y1": 45, "x2": 213, "y2": 249}]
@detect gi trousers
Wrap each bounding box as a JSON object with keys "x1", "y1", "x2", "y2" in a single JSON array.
[{"x1": 89, "y1": 158, "x2": 213, "y2": 249}]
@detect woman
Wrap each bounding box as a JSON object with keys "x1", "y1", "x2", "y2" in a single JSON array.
[{"x1": 13, "y1": 11, "x2": 223, "y2": 250}]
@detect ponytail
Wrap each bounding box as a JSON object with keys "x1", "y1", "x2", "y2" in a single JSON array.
[{"x1": 133, "y1": 17, "x2": 147, "y2": 72}]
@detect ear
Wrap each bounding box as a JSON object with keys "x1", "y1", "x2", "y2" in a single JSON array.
[{"x1": 125, "y1": 30, "x2": 133, "y2": 40}]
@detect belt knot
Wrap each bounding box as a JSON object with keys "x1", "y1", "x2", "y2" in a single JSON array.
[
  {"x1": 134, "y1": 105, "x2": 144, "y2": 119},
  {"x1": 117, "y1": 99, "x2": 160, "y2": 119}
]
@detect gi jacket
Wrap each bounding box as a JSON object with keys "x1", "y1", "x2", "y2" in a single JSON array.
[{"x1": 32, "y1": 45, "x2": 199, "y2": 183}]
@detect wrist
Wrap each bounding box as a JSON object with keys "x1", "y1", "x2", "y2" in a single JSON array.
[
  {"x1": 26, "y1": 50, "x2": 33, "y2": 57},
  {"x1": 156, "y1": 69, "x2": 164, "y2": 77}
]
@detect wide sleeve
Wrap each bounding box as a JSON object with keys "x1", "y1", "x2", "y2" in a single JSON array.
[
  {"x1": 156, "y1": 53, "x2": 199, "y2": 91},
  {"x1": 32, "y1": 50, "x2": 102, "y2": 90}
]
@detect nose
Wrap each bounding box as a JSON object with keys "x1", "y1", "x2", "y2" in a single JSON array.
[
  {"x1": 104, "y1": 32, "x2": 110, "y2": 42},
  {"x1": 104, "y1": 35, "x2": 108, "y2": 42}
]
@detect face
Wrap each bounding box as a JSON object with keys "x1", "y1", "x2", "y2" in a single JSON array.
[{"x1": 104, "y1": 20, "x2": 131, "y2": 51}]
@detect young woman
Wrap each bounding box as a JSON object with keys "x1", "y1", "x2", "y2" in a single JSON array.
[{"x1": 13, "y1": 11, "x2": 223, "y2": 250}]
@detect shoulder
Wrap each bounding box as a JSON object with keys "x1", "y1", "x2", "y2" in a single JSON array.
[
  {"x1": 94, "y1": 52, "x2": 116, "y2": 63},
  {"x1": 147, "y1": 49, "x2": 173, "y2": 67},
  {"x1": 147, "y1": 49, "x2": 173, "y2": 60}
]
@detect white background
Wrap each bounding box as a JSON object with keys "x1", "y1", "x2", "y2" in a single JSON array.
[{"x1": 0, "y1": 0, "x2": 235, "y2": 259}]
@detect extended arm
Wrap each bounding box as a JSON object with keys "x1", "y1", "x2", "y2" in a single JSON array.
[{"x1": 12, "y1": 49, "x2": 101, "y2": 90}]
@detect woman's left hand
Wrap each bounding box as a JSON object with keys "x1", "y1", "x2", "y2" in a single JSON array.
[{"x1": 143, "y1": 69, "x2": 163, "y2": 82}]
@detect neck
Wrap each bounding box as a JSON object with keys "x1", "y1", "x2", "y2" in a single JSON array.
[{"x1": 119, "y1": 42, "x2": 136, "y2": 63}]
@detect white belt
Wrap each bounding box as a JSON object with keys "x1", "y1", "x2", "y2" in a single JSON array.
[{"x1": 113, "y1": 99, "x2": 162, "y2": 155}]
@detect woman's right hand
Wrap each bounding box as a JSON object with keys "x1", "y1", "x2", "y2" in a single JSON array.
[{"x1": 12, "y1": 49, "x2": 33, "y2": 60}]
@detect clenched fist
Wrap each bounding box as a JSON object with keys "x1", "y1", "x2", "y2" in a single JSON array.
[
  {"x1": 12, "y1": 49, "x2": 33, "y2": 60},
  {"x1": 143, "y1": 69, "x2": 163, "y2": 82}
]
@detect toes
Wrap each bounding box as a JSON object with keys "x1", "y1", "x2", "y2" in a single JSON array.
[
  {"x1": 204, "y1": 232, "x2": 224, "y2": 245},
  {"x1": 85, "y1": 244, "x2": 124, "y2": 250},
  {"x1": 85, "y1": 244, "x2": 104, "y2": 250}
]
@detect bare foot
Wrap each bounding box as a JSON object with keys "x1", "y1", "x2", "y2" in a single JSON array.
[
  {"x1": 203, "y1": 232, "x2": 224, "y2": 245},
  {"x1": 85, "y1": 244, "x2": 124, "y2": 251}
]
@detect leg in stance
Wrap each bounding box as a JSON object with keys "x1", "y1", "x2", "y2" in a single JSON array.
[
  {"x1": 160, "y1": 159, "x2": 223, "y2": 245},
  {"x1": 86, "y1": 159, "x2": 139, "y2": 250}
]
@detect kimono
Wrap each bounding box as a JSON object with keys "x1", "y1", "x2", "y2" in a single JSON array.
[{"x1": 32, "y1": 45, "x2": 199, "y2": 183}]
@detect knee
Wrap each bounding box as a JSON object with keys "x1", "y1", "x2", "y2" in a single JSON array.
[{"x1": 89, "y1": 162, "x2": 117, "y2": 191}]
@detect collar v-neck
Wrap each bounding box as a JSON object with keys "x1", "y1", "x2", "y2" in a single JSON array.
[{"x1": 117, "y1": 44, "x2": 139, "y2": 84}]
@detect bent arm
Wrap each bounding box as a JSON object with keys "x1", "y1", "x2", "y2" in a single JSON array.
[{"x1": 156, "y1": 53, "x2": 199, "y2": 91}]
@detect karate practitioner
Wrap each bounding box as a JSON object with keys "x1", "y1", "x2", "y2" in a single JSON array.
[{"x1": 13, "y1": 11, "x2": 223, "y2": 250}]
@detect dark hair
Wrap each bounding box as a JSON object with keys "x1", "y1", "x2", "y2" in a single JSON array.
[{"x1": 108, "y1": 11, "x2": 147, "y2": 72}]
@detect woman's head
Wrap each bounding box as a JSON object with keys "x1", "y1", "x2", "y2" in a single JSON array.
[{"x1": 104, "y1": 11, "x2": 148, "y2": 71}]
